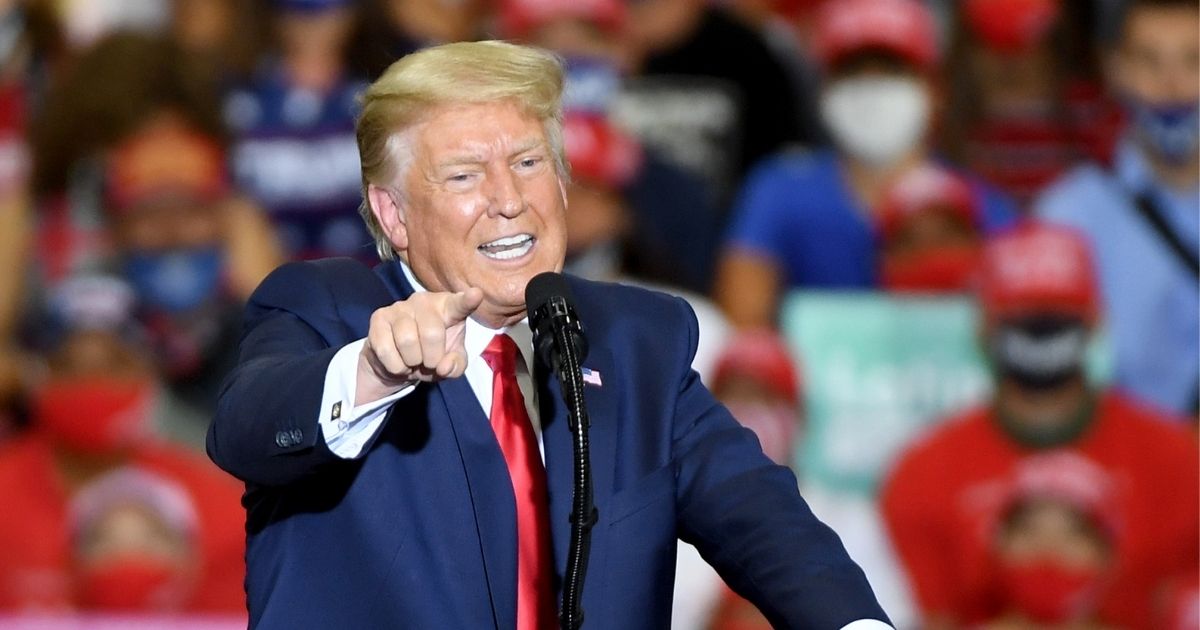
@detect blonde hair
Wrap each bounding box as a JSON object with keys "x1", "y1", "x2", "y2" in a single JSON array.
[{"x1": 356, "y1": 40, "x2": 567, "y2": 260}]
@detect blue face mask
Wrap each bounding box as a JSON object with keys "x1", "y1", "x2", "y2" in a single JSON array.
[
  {"x1": 1127, "y1": 98, "x2": 1200, "y2": 165},
  {"x1": 123, "y1": 248, "x2": 225, "y2": 314}
]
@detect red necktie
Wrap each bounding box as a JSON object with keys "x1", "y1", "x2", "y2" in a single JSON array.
[{"x1": 481, "y1": 334, "x2": 555, "y2": 630}]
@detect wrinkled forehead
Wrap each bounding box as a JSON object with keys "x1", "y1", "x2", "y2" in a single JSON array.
[{"x1": 409, "y1": 100, "x2": 552, "y2": 162}]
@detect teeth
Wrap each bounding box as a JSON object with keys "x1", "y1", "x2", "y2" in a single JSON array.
[
  {"x1": 479, "y1": 234, "x2": 535, "y2": 260},
  {"x1": 481, "y1": 233, "x2": 532, "y2": 248}
]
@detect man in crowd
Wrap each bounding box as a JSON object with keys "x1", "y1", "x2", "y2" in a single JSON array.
[
  {"x1": 104, "y1": 113, "x2": 282, "y2": 446},
  {"x1": 881, "y1": 224, "x2": 1198, "y2": 630},
  {"x1": 1035, "y1": 0, "x2": 1199, "y2": 418},
  {"x1": 715, "y1": 0, "x2": 1016, "y2": 328},
  {"x1": 208, "y1": 40, "x2": 892, "y2": 629},
  {"x1": 224, "y1": 0, "x2": 372, "y2": 261}
]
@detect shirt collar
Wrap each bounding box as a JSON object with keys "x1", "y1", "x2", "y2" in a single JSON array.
[{"x1": 398, "y1": 260, "x2": 536, "y2": 375}]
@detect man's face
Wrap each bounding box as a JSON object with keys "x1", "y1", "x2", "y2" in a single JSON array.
[
  {"x1": 1110, "y1": 5, "x2": 1200, "y2": 106},
  {"x1": 394, "y1": 100, "x2": 568, "y2": 325}
]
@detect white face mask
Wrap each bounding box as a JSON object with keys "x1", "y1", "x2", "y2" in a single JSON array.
[{"x1": 820, "y1": 76, "x2": 931, "y2": 167}]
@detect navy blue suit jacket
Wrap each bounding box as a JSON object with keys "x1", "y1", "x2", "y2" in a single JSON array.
[{"x1": 208, "y1": 258, "x2": 889, "y2": 629}]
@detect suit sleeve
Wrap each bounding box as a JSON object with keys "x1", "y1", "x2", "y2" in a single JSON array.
[
  {"x1": 207, "y1": 262, "x2": 364, "y2": 487},
  {"x1": 667, "y1": 297, "x2": 890, "y2": 629}
]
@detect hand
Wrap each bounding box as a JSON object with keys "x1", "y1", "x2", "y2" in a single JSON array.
[{"x1": 355, "y1": 288, "x2": 485, "y2": 405}]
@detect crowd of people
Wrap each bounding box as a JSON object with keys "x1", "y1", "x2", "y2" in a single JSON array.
[{"x1": 0, "y1": 0, "x2": 1194, "y2": 628}]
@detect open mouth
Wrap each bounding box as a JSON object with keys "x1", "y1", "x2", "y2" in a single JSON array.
[{"x1": 478, "y1": 233, "x2": 535, "y2": 261}]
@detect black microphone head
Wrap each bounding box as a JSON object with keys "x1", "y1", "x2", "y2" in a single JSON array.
[
  {"x1": 525, "y1": 271, "x2": 575, "y2": 315},
  {"x1": 526, "y1": 272, "x2": 587, "y2": 369}
]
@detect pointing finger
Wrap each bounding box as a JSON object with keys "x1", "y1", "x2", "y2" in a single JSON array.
[{"x1": 442, "y1": 287, "x2": 484, "y2": 325}]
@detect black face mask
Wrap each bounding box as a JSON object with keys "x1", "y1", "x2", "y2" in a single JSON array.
[{"x1": 989, "y1": 315, "x2": 1089, "y2": 391}]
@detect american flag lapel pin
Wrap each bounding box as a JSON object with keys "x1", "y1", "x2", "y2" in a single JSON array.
[{"x1": 581, "y1": 367, "x2": 603, "y2": 387}]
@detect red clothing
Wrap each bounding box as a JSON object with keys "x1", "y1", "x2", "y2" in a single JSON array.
[
  {"x1": 0, "y1": 435, "x2": 246, "y2": 613},
  {"x1": 882, "y1": 391, "x2": 1199, "y2": 630}
]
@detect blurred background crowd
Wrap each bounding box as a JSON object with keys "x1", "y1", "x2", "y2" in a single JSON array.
[{"x1": 0, "y1": 0, "x2": 1194, "y2": 628}]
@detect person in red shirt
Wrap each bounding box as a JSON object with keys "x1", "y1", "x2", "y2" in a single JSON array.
[
  {"x1": 881, "y1": 224, "x2": 1199, "y2": 630},
  {"x1": 0, "y1": 274, "x2": 245, "y2": 614},
  {"x1": 983, "y1": 452, "x2": 1124, "y2": 629}
]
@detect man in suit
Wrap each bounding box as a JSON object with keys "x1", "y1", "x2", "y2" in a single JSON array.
[{"x1": 208, "y1": 40, "x2": 891, "y2": 630}]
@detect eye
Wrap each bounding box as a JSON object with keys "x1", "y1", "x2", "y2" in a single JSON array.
[
  {"x1": 517, "y1": 156, "x2": 542, "y2": 170},
  {"x1": 448, "y1": 173, "x2": 475, "y2": 183}
]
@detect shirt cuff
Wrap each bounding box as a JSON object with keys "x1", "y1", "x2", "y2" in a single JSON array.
[
  {"x1": 839, "y1": 621, "x2": 894, "y2": 630},
  {"x1": 318, "y1": 338, "x2": 416, "y2": 459}
]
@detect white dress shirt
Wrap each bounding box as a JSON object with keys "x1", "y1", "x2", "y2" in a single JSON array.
[
  {"x1": 317, "y1": 263, "x2": 539, "y2": 460},
  {"x1": 313, "y1": 262, "x2": 893, "y2": 630}
]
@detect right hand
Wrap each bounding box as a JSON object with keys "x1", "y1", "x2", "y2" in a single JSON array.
[{"x1": 356, "y1": 288, "x2": 485, "y2": 405}]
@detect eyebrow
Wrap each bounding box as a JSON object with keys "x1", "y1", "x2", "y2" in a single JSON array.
[{"x1": 434, "y1": 138, "x2": 546, "y2": 169}]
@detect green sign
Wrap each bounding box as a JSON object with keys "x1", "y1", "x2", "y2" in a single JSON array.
[{"x1": 780, "y1": 292, "x2": 1111, "y2": 495}]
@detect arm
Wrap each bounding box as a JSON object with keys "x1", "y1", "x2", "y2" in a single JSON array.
[
  {"x1": 207, "y1": 261, "x2": 356, "y2": 487},
  {"x1": 208, "y1": 261, "x2": 482, "y2": 487},
  {"x1": 714, "y1": 163, "x2": 789, "y2": 328},
  {"x1": 668, "y1": 297, "x2": 890, "y2": 629},
  {"x1": 713, "y1": 248, "x2": 782, "y2": 328}
]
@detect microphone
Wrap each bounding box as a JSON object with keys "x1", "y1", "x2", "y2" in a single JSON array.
[
  {"x1": 524, "y1": 271, "x2": 595, "y2": 630},
  {"x1": 526, "y1": 272, "x2": 588, "y2": 374}
]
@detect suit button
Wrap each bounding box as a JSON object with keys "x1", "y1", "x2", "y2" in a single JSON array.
[
  {"x1": 289, "y1": 429, "x2": 304, "y2": 444},
  {"x1": 275, "y1": 431, "x2": 292, "y2": 448}
]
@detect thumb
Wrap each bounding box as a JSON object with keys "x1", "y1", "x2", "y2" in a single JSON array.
[{"x1": 442, "y1": 287, "x2": 484, "y2": 325}]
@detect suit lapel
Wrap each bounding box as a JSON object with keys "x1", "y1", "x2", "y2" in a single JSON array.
[
  {"x1": 437, "y1": 377, "x2": 516, "y2": 630},
  {"x1": 538, "y1": 345, "x2": 618, "y2": 589}
]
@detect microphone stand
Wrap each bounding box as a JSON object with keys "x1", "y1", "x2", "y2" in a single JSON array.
[{"x1": 551, "y1": 323, "x2": 596, "y2": 630}]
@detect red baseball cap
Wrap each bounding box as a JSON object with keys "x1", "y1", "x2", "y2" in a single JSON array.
[
  {"x1": 105, "y1": 118, "x2": 228, "y2": 215},
  {"x1": 713, "y1": 329, "x2": 803, "y2": 405},
  {"x1": 563, "y1": 112, "x2": 642, "y2": 188},
  {"x1": 812, "y1": 0, "x2": 939, "y2": 71},
  {"x1": 977, "y1": 224, "x2": 1100, "y2": 322},
  {"x1": 497, "y1": 0, "x2": 626, "y2": 39},
  {"x1": 878, "y1": 165, "x2": 979, "y2": 242},
  {"x1": 996, "y1": 452, "x2": 1122, "y2": 544},
  {"x1": 963, "y1": 0, "x2": 1060, "y2": 55}
]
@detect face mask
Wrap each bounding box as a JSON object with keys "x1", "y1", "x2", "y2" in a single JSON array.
[
  {"x1": 1126, "y1": 98, "x2": 1199, "y2": 165},
  {"x1": 882, "y1": 245, "x2": 979, "y2": 293},
  {"x1": 34, "y1": 378, "x2": 155, "y2": 455},
  {"x1": 998, "y1": 560, "x2": 1105, "y2": 624},
  {"x1": 76, "y1": 556, "x2": 190, "y2": 611},
  {"x1": 990, "y1": 315, "x2": 1088, "y2": 390},
  {"x1": 123, "y1": 248, "x2": 224, "y2": 314},
  {"x1": 724, "y1": 401, "x2": 798, "y2": 466},
  {"x1": 821, "y1": 76, "x2": 931, "y2": 166}
]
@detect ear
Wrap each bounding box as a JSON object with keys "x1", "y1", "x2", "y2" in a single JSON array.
[{"x1": 368, "y1": 184, "x2": 409, "y2": 253}]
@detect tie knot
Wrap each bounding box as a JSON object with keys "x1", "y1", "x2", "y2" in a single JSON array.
[{"x1": 482, "y1": 333, "x2": 520, "y2": 375}]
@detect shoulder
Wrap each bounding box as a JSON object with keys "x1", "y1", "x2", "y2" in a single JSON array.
[
  {"x1": 0, "y1": 437, "x2": 48, "y2": 485},
  {"x1": 569, "y1": 276, "x2": 699, "y2": 354},
  {"x1": 885, "y1": 407, "x2": 994, "y2": 489},
  {"x1": 244, "y1": 257, "x2": 390, "y2": 344},
  {"x1": 1099, "y1": 391, "x2": 1197, "y2": 456},
  {"x1": 742, "y1": 148, "x2": 832, "y2": 190},
  {"x1": 1035, "y1": 163, "x2": 1123, "y2": 223}
]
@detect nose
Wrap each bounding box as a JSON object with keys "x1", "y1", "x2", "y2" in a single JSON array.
[{"x1": 486, "y1": 168, "x2": 525, "y2": 219}]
